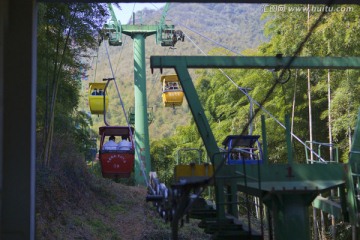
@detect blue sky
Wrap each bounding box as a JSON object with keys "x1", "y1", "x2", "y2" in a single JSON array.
[{"x1": 111, "y1": 3, "x2": 166, "y2": 24}]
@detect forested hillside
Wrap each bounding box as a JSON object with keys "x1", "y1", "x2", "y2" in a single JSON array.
[
  {"x1": 36, "y1": 2, "x2": 360, "y2": 176},
  {"x1": 78, "y1": 2, "x2": 360, "y2": 184},
  {"x1": 148, "y1": 4, "x2": 360, "y2": 185},
  {"x1": 35, "y1": 2, "x2": 360, "y2": 239},
  {"x1": 35, "y1": 3, "x2": 268, "y2": 238},
  {"x1": 81, "y1": 3, "x2": 268, "y2": 141}
]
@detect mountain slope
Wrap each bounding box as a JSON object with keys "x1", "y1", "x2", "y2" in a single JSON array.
[
  {"x1": 81, "y1": 3, "x2": 268, "y2": 140},
  {"x1": 36, "y1": 135, "x2": 210, "y2": 239}
]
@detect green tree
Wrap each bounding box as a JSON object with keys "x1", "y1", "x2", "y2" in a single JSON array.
[{"x1": 37, "y1": 3, "x2": 108, "y2": 167}]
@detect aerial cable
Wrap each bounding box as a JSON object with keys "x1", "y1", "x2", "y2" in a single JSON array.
[
  {"x1": 159, "y1": 5, "x2": 242, "y2": 55},
  {"x1": 104, "y1": 42, "x2": 131, "y2": 135},
  {"x1": 114, "y1": 37, "x2": 129, "y2": 76},
  {"x1": 150, "y1": 2, "x2": 161, "y2": 10},
  {"x1": 147, "y1": 38, "x2": 178, "y2": 103},
  {"x1": 130, "y1": 3, "x2": 136, "y2": 24},
  {"x1": 176, "y1": 22, "x2": 242, "y2": 55},
  {"x1": 142, "y1": 3, "x2": 165, "y2": 24},
  {"x1": 92, "y1": 44, "x2": 100, "y2": 83},
  {"x1": 149, "y1": 1, "x2": 335, "y2": 228},
  {"x1": 104, "y1": 41, "x2": 152, "y2": 189},
  {"x1": 104, "y1": 41, "x2": 151, "y2": 189},
  {"x1": 178, "y1": 25, "x2": 206, "y2": 55},
  {"x1": 130, "y1": 2, "x2": 137, "y2": 24},
  {"x1": 175, "y1": 21, "x2": 291, "y2": 81},
  {"x1": 177, "y1": 8, "x2": 332, "y2": 162},
  {"x1": 224, "y1": 69, "x2": 327, "y2": 162},
  {"x1": 159, "y1": 3, "x2": 335, "y2": 213},
  {"x1": 132, "y1": 3, "x2": 136, "y2": 16},
  {"x1": 236, "y1": 1, "x2": 334, "y2": 161},
  {"x1": 291, "y1": 69, "x2": 299, "y2": 142},
  {"x1": 147, "y1": 68, "x2": 161, "y2": 102}
]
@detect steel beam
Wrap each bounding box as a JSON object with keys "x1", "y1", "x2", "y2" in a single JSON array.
[
  {"x1": 121, "y1": 17, "x2": 160, "y2": 186},
  {"x1": 132, "y1": 34, "x2": 151, "y2": 186},
  {"x1": 151, "y1": 56, "x2": 360, "y2": 70},
  {"x1": 150, "y1": 54, "x2": 353, "y2": 240}
]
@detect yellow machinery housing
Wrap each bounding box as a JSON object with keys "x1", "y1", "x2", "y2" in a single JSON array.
[
  {"x1": 160, "y1": 75, "x2": 184, "y2": 107},
  {"x1": 174, "y1": 163, "x2": 214, "y2": 182},
  {"x1": 88, "y1": 82, "x2": 109, "y2": 114}
]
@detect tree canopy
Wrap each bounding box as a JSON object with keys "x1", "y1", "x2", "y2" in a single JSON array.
[
  {"x1": 37, "y1": 3, "x2": 109, "y2": 166},
  {"x1": 151, "y1": 4, "x2": 360, "y2": 180}
]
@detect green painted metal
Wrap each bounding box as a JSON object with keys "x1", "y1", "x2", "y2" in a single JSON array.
[
  {"x1": 114, "y1": 18, "x2": 157, "y2": 185},
  {"x1": 235, "y1": 163, "x2": 346, "y2": 240},
  {"x1": 158, "y1": 3, "x2": 170, "y2": 29},
  {"x1": 305, "y1": 141, "x2": 339, "y2": 163},
  {"x1": 156, "y1": 2, "x2": 169, "y2": 45},
  {"x1": 349, "y1": 110, "x2": 360, "y2": 170},
  {"x1": 285, "y1": 115, "x2": 293, "y2": 164},
  {"x1": 305, "y1": 141, "x2": 343, "y2": 221},
  {"x1": 174, "y1": 65, "x2": 219, "y2": 159},
  {"x1": 312, "y1": 184, "x2": 349, "y2": 221},
  {"x1": 132, "y1": 34, "x2": 151, "y2": 185},
  {"x1": 272, "y1": 194, "x2": 313, "y2": 240},
  {"x1": 347, "y1": 110, "x2": 360, "y2": 227},
  {"x1": 119, "y1": 6, "x2": 173, "y2": 185},
  {"x1": 151, "y1": 56, "x2": 360, "y2": 69},
  {"x1": 155, "y1": 3, "x2": 176, "y2": 46},
  {"x1": 235, "y1": 164, "x2": 345, "y2": 186},
  {"x1": 174, "y1": 64, "x2": 228, "y2": 221},
  {"x1": 312, "y1": 196, "x2": 343, "y2": 219},
  {"x1": 104, "y1": 4, "x2": 122, "y2": 46},
  {"x1": 261, "y1": 115, "x2": 268, "y2": 164},
  {"x1": 122, "y1": 25, "x2": 157, "y2": 36},
  {"x1": 128, "y1": 107, "x2": 154, "y2": 125},
  {"x1": 150, "y1": 55, "x2": 356, "y2": 239}
]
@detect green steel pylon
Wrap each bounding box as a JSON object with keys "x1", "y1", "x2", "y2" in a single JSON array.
[
  {"x1": 121, "y1": 27, "x2": 156, "y2": 186},
  {"x1": 119, "y1": 4, "x2": 173, "y2": 185}
]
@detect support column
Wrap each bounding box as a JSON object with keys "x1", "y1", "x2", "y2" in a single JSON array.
[
  {"x1": 1, "y1": 0, "x2": 36, "y2": 239},
  {"x1": 133, "y1": 34, "x2": 151, "y2": 185},
  {"x1": 267, "y1": 194, "x2": 314, "y2": 240}
]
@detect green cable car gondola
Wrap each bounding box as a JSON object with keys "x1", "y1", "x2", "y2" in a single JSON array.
[{"x1": 102, "y1": 3, "x2": 122, "y2": 46}]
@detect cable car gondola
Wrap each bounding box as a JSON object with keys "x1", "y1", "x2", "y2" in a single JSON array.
[
  {"x1": 223, "y1": 135, "x2": 263, "y2": 165},
  {"x1": 98, "y1": 126, "x2": 135, "y2": 179},
  {"x1": 160, "y1": 27, "x2": 176, "y2": 47},
  {"x1": 103, "y1": 22, "x2": 122, "y2": 46},
  {"x1": 102, "y1": 4, "x2": 122, "y2": 46},
  {"x1": 158, "y1": 28, "x2": 184, "y2": 47},
  {"x1": 88, "y1": 82, "x2": 109, "y2": 115},
  {"x1": 160, "y1": 74, "x2": 184, "y2": 108}
]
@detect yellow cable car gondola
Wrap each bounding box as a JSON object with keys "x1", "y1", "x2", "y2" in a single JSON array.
[
  {"x1": 88, "y1": 82, "x2": 109, "y2": 114},
  {"x1": 160, "y1": 74, "x2": 184, "y2": 107}
]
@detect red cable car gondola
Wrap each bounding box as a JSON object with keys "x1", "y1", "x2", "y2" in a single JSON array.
[{"x1": 98, "y1": 126, "x2": 135, "y2": 179}]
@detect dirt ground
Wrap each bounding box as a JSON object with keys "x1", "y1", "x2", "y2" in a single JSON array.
[{"x1": 35, "y1": 162, "x2": 210, "y2": 240}]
